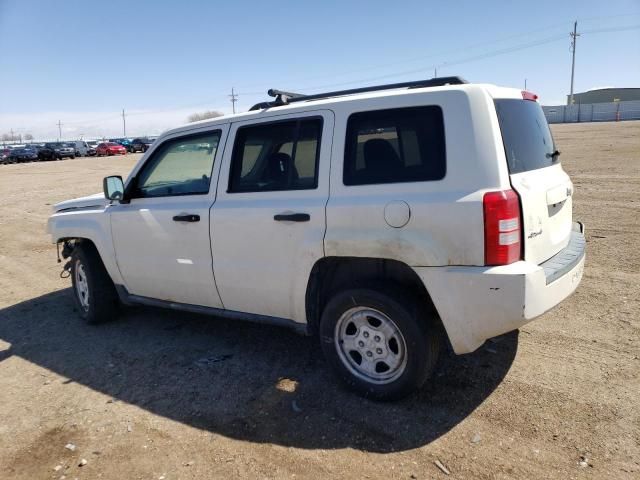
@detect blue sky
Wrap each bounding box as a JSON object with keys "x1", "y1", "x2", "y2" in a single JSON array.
[{"x1": 0, "y1": 0, "x2": 639, "y2": 139}]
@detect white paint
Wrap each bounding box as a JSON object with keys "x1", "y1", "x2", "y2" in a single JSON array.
[
  {"x1": 415, "y1": 252, "x2": 585, "y2": 354},
  {"x1": 48, "y1": 81, "x2": 584, "y2": 357},
  {"x1": 211, "y1": 110, "x2": 334, "y2": 323},
  {"x1": 511, "y1": 165, "x2": 573, "y2": 264},
  {"x1": 384, "y1": 201, "x2": 411, "y2": 228}
]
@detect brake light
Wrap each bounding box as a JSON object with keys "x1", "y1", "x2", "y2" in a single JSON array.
[
  {"x1": 483, "y1": 190, "x2": 522, "y2": 265},
  {"x1": 521, "y1": 90, "x2": 538, "y2": 101}
]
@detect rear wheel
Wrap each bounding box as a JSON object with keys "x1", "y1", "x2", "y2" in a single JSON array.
[
  {"x1": 70, "y1": 243, "x2": 120, "y2": 324},
  {"x1": 319, "y1": 287, "x2": 441, "y2": 400}
]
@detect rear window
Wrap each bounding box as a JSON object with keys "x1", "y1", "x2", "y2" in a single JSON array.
[
  {"x1": 494, "y1": 99, "x2": 557, "y2": 174},
  {"x1": 344, "y1": 106, "x2": 446, "y2": 186}
]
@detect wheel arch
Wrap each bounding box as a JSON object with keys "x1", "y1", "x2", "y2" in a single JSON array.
[
  {"x1": 51, "y1": 218, "x2": 123, "y2": 286},
  {"x1": 305, "y1": 256, "x2": 446, "y2": 342}
]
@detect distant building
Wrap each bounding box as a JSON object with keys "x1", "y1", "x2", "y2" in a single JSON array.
[{"x1": 567, "y1": 88, "x2": 640, "y2": 105}]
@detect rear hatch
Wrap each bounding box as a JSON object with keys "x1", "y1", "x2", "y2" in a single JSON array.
[{"x1": 494, "y1": 97, "x2": 573, "y2": 265}]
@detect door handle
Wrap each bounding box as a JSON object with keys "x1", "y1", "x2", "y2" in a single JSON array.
[
  {"x1": 273, "y1": 213, "x2": 310, "y2": 222},
  {"x1": 173, "y1": 214, "x2": 200, "y2": 222}
]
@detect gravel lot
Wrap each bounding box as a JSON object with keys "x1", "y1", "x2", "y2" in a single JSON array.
[{"x1": 0, "y1": 121, "x2": 638, "y2": 479}]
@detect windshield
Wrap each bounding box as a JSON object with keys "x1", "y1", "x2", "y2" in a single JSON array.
[
  {"x1": 494, "y1": 99, "x2": 557, "y2": 174},
  {"x1": 106, "y1": 142, "x2": 120, "y2": 147}
]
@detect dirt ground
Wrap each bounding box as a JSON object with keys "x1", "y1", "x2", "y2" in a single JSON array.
[{"x1": 0, "y1": 121, "x2": 638, "y2": 479}]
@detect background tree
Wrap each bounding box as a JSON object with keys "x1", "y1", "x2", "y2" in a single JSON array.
[
  {"x1": 187, "y1": 110, "x2": 223, "y2": 123},
  {"x1": 24, "y1": 133, "x2": 34, "y2": 141}
]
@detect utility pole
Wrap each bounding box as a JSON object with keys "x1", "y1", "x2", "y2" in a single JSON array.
[
  {"x1": 434, "y1": 67, "x2": 437, "y2": 77},
  {"x1": 10, "y1": 128, "x2": 14, "y2": 142},
  {"x1": 229, "y1": 87, "x2": 238, "y2": 114},
  {"x1": 122, "y1": 109, "x2": 126, "y2": 137},
  {"x1": 524, "y1": 78, "x2": 527, "y2": 90},
  {"x1": 569, "y1": 21, "x2": 580, "y2": 105},
  {"x1": 57, "y1": 120, "x2": 63, "y2": 140}
]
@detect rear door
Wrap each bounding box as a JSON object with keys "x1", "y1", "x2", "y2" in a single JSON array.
[
  {"x1": 211, "y1": 110, "x2": 333, "y2": 323},
  {"x1": 494, "y1": 98, "x2": 573, "y2": 264}
]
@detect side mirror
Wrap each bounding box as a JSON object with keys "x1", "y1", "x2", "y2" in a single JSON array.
[{"x1": 103, "y1": 175, "x2": 124, "y2": 201}]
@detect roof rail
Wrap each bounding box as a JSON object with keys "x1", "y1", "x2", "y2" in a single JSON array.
[{"x1": 249, "y1": 76, "x2": 468, "y2": 111}]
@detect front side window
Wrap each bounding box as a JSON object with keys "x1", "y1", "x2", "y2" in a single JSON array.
[
  {"x1": 344, "y1": 106, "x2": 446, "y2": 185},
  {"x1": 134, "y1": 131, "x2": 221, "y2": 198},
  {"x1": 229, "y1": 118, "x2": 322, "y2": 193}
]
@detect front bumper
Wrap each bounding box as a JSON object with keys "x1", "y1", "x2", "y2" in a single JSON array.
[{"x1": 414, "y1": 222, "x2": 586, "y2": 354}]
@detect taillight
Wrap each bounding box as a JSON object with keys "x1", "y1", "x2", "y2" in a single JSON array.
[
  {"x1": 521, "y1": 90, "x2": 538, "y2": 101},
  {"x1": 483, "y1": 190, "x2": 522, "y2": 266}
]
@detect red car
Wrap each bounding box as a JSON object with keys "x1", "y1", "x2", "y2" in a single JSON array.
[{"x1": 96, "y1": 142, "x2": 127, "y2": 156}]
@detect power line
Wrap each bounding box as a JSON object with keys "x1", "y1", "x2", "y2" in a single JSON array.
[
  {"x1": 231, "y1": 14, "x2": 639, "y2": 93},
  {"x1": 231, "y1": 21, "x2": 582, "y2": 92},
  {"x1": 581, "y1": 24, "x2": 640, "y2": 34},
  {"x1": 15, "y1": 21, "x2": 638, "y2": 134},
  {"x1": 290, "y1": 33, "x2": 568, "y2": 94},
  {"x1": 250, "y1": 24, "x2": 637, "y2": 97}
]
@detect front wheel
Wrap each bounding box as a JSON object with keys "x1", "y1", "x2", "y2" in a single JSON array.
[
  {"x1": 319, "y1": 287, "x2": 441, "y2": 400},
  {"x1": 70, "y1": 243, "x2": 120, "y2": 324}
]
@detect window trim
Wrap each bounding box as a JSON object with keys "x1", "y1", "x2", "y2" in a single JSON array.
[
  {"x1": 227, "y1": 116, "x2": 324, "y2": 194},
  {"x1": 342, "y1": 105, "x2": 446, "y2": 186},
  {"x1": 129, "y1": 129, "x2": 222, "y2": 200}
]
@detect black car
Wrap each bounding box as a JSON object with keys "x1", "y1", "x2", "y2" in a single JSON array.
[
  {"x1": 128, "y1": 137, "x2": 155, "y2": 153},
  {"x1": 39, "y1": 142, "x2": 76, "y2": 161},
  {"x1": 8, "y1": 147, "x2": 39, "y2": 163}
]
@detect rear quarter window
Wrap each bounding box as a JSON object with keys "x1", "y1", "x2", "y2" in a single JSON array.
[
  {"x1": 494, "y1": 99, "x2": 557, "y2": 174},
  {"x1": 344, "y1": 106, "x2": 446, "y2": 186}
]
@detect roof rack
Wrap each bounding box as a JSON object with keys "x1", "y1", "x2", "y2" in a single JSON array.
[{"x1": 249, "y1": 76, "x2": 468, "y2": 111}]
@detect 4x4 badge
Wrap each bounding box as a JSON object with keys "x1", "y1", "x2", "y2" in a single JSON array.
[{"x1": 528, "y1": 229, "x2": 543, "y2": 239}]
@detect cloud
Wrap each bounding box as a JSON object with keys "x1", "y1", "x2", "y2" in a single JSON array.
[{"x1": 0, "y1": 106, "x2": 235, "y2": 141}]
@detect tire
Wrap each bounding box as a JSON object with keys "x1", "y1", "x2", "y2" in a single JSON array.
[
  {"x1": 319, "y1": 287, "x2": 441, "y2": 400},
  {"x1": 70, "y1": 243, "x2": 120, "y2": 324}
]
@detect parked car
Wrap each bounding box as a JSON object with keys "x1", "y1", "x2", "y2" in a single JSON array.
[
  {"x1": 40, "y1": 142, "x2": 76, "y2": 160},
  {"x1": 86, "y1": 141, "x2": 99, "y2": 156},
  {"x1": 128, "y1": 137, "x2": 155, "y2": 153},
  {"x1": 0, "y1": 147, "x2": 12, "y2": 163},
  {"x1": 96, "y1": 142, "x2": 127, "y2": 156},
  {"x1": 109, "y1": 138, "x2": 132, "y2": 150},
  {"x1": 66, "y1": 140, "x2": 91, "y2": 157},
  {"x1": 47, "y1": 77, "x2": 585, "y2": 400},
  {"x1": 8, "y1": 147, "x2": 39, "y2": 163}
]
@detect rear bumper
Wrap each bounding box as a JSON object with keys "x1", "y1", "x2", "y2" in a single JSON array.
[{"x1": 414, "y1": 222, "x2": 585, "y2": 354}]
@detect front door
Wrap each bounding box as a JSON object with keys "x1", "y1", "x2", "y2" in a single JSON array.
[
  {"x1": 110, "y1": 126, "x2": 228, "y2": 308},
  {"x1": 212, "y1": 111, "x2": 333, "y2": 323}
]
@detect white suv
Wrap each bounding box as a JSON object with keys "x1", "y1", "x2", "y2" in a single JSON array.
[{"x1": 47, "y1": 77, "x2": 585, "y2": 399}]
